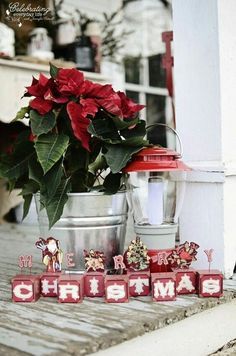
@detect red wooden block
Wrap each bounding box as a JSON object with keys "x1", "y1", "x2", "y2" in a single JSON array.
[
  {"x1": 128, "y1": 271, "x2": 150, "y2": 297},
  {"x1": 58, "y1": 274, "x2": 84, "y2": 303},
  {"x1": 40, "y1": 273, "x2": 61, "y2": 297},
  {"x1": 105, "y1": 274, "x2": 129, "y2": 303},
  {"x1": 197, "y1": 270, "x2": 223, "y2": 298},
  {"x1": 151, "y1": 272, "x2": 176, "y2": 301},
  {"x1": 175, "y1": 268, "x2": 197, "y2": 295},
  {"x1": 84, "y1": 272, "x2": 105, "y2": 297},
  {"x1": 12, "y1": 275, "x2": 41, "y2": 302},
  {"x1": 148, "y1": 249, "x2": 173, "y2": 273}
]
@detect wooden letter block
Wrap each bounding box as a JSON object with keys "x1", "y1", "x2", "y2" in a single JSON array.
[
  {"x1": 197, "y1": 270, "x2": 223, "y2": 298},
  {"x1": 128, "y1": 271, "x2": 150, "y2": 297},
  {"x1": 40, "y1": 273, "x2": 61, "y2": 297},
  {"x1": 105, "y1": 275, "x2": 129, "y2": 303},
  {"x1": 152, "y1": 272, "x2": 176, "y2": 301},
  {"x1": 175, "y1": 269, "x2": 197, "y2": 295},
  {"x1": 58, "y1": 275, "x2": 84, "y2": 303},
  {"x1": 12, "y1": 275, "x2": 41, "y2": 302},
  {"x1": 84, "y1": 272, "x2": 105, "y2": 297}
]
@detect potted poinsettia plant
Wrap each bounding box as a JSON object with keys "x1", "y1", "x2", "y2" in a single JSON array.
[{"x1": 0, "y1": 63, "x2": 147, "y2": 231}]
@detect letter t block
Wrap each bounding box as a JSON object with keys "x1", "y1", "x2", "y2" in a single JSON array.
[
  {"x1": 151, "y1": 272, "x2": 176, "y2": 301},
  {"x1": 197, "y1": 270, "x2": 223, "y2": 298}
]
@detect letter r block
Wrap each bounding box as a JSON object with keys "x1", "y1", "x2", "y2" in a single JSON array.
[
  {"x1": 40, "y1": 273, "x2": 61, "y2": 297},
  {"x1": 58, "y1": 274, "x2": 84, "y2": 303},
  {"x1": 84, "y1": 272, "x2": 105, "y2": 297},
  {"x1": 128, "y1": 271, "x2": 150, "y2": 297},
  {"x1": 105, "y1": 274, "x2": 129, "y2": 303},
  {"x1": 12, "y1": 275, "x2": 41, "y2": 302},
  {"x1": 151, "y1": 272, "x2": 176, "y2": 301},
  {"x1": 197, "y1": 270, "x2": 223, "y2": 298}
]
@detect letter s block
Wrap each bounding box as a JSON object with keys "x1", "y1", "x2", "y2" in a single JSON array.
[
  {"x1": 152, "y1": 272, "x2": 176, "y2": 301},
  {"x1": 58, "y1": 274, "x2": 84, "y2": 303},
  {"x1": 40, "y1": 273, "x2": 61, "y2": 297},
  {"x1": 175, "y1": 268, "x2": 197, "y2": 295},
  {"x1": 84, "y1": 272, "x2": 105, "y2": 297},
  {"x1": 128, "y1": 271, "x2": 150, "y2": 297},
  {"x1": 197, "y1": 270, "x2": 223, "y2": 298},
  {"x1": 105, "y1": 275, "x2": 129, "y2": 303},
  {"x1": 12, "y1": 275, "x2": 41, "y2": 302}
]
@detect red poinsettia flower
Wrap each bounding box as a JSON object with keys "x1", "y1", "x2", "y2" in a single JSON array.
[
  {"x1": 56, "y1": 68, "x2": 85, "y2": 97},
  {"x1": 117, "y1": 91, "x2": 145, "y2": 119}
]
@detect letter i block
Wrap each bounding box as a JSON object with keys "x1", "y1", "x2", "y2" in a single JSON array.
[
  {"x1": 175, "y1": 268, "x2": 197, "y2": 295},
  {"x1": 105, "y1": 275, "x2": 129, "y2": 303},
  {"x1": 197, "y1": 270, "x2": 223, "y2": 298},
  {"x1": 58, "y1": 275, "x2": 84, "y2": 303},
  {"x1": 152, "y1": 273, "x2": 176, "y2": 301},
  {"x1": 128, "y1": 271, "x2": 150, "y2": 297},
  {"x1": 84, "y1": 272, "x2": 105, "y2": 297},
  {"x1": 12, "y1": 275, "x2": 41, "y2": 302},
  {"x1": 40, "y1": 273, "x2": 61, "y2": 297}
]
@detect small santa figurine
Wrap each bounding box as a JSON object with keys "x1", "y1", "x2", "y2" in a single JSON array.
[{"x1": 35, "y1": 237, "x2": 63, "y2": 272}]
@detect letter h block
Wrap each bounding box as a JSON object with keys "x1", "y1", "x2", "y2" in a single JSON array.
[
  {"x1": 151, "y1": 272, "x2": 176, "y2": 301},
  {"x1": 58, "y1": 274, "x2": 84, "y2": 303},
  {"x1": 12, "y1": 275, "x2": 41, "y2": 302},
  {"x1": 84, "y1": 272, "x2": 105, "y2": 297},
  {"x1": 105, "y1": 274, "x2": 129, "y2": 303},
  {"x1": 40, "y1": 273, "x2": 61, "y2": 297},
  {"x1": 197, "y1": 270, "x2": 223, "y2": 298},
  {"x1": 175, "y1": 268, "x2": 197, "y2": 295},
  {"x1": 128, "y1": 271, "x2": 150, "y2": 297}
]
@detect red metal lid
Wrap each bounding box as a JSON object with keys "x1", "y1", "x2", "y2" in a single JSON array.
[{"x1": 123, "y1": 147, "x2": 190, "y2": 172}]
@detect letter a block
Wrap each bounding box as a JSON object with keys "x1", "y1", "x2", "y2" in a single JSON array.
[
  {"x1": 12, "y1": 275, "x2": 41, "y2": 302},
  {"x1": 84, "y1": 272, "x2": 105, "y2": 297},
  {"x1": 58, "y1": 275, "x2": 84, "y2": 303},
  {"x1": 105, "y1": 275, "x2": 129, "y2": 303},
  {"x1": 175, "y1": 269, "x2": 197, "y2": 295},
  {"x1": 152, "y1": 273, "x2": 176, "y2": 301},
  {"x1": 40, "y1": 273, "x2": 61, "y2": 297},
  {"x1": 128, "y1": 271, "x2": 150, "y2": 297},
  {"x1": 197, "y1": 270, "x2": 223, "y2": 298}
]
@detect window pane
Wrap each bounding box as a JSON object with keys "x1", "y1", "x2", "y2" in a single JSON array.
[
  {"x1": 126, "y1": 90, "x2": 140, "y2": 103},
  {"x1": 148, "y1": 54, "x2": 166, "y2": 88},
  {"x1": 124, "y1": 57, "x2": 140, "y2": 84},
  {"x1": 146, "y1": 94, "x2": 167, "y2": 147}
]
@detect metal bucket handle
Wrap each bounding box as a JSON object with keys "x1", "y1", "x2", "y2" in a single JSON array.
[{"x1": 146, "y1": 123, "x2": 183, "y2": 158}]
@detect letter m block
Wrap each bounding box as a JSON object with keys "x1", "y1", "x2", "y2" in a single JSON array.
[
  {"x1": 12, "y1": 275, "x2": 41, "y2": 302},
  {"x1": 151, "y1": 272, "x2": 176, "y2": 301},
  {"x1": 197, "y1": 270, "x2": 223, "y2": 298}
]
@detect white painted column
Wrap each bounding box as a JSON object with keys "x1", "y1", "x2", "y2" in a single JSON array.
[{"x1": 173, "y1": 0, "x2": 236, "y2": 277}]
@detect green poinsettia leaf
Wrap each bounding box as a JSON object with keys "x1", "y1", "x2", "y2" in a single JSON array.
[
  {"x1": 41, "y1": 158, "x2": 63, "y2": 200},
  {"x1": 30, "y1": 110, "x2": 56, "y2": 136},
  {"x1": 112, "y1": 116, "x2": 139, "y2": 130},
  {"x1": 120, "y1": 136, "x2": 149, "y2": 147},
  {"x1": 35, "y1": 133, "x2": 69, "y2": 174},
  {"x1": 29, "y1": 155, "x2": 44, "y2": 183},
  {"x1": 88, "y1": 119, "x2": 121, "y2": 144},
  {"x1": 104, "y1": 144, "x2": 143, "y2": 173},
  {"x1": 120, "y1": 120, "x2": 146, "y2": 139},
  {"x1": 13, "y1": 106, "x2": 29, "y2": 122},
  {"x1": 50, "y1": 62, "x2": 59, "y2": 78},
  {"x1": 22, "y1": 194, "x2": 33, "y2": 220},
  {"x1": 88, "y1": 153, "x2": 107, "y2": 175},
  {"x1": 0, "y1": 141, "x2": 34, "y2": 180},
  {"x1": 21, "y1": 179, "x2": 39, "y2": 196},
  {"x1": 45, "y1": 177, "x2": 71, "y2": 229},
  {"x1": 103, "y1": 172, "x2": 122, "y2": 194}
]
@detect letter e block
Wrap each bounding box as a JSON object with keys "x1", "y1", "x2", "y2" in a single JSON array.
[
  {"x1": 12, "y1": 275, "x2": 41, "y2": 302},
  {"x1": 58, "y1": 275, "x2": 84, "y2": 303},
  {"x1": 197, "y1": 270, "x2": 223, "y2": 298},
  {"x1": 128, "y1": 271, "x2": 150, "y2": 297},
  {"x1": 105, "y1": 275, "x2": 129, "y2": 303},
  {"x1": 152, "y1": 273, "x2": 176, "y2": 301},
  {"x1": 40, "y1": 273, "x2": 61, "y2": 297},
  {"x1": 175, "y1": 269, "x2": 197, "y2": 295},
  {"x1": 84, "y1": 272, "x2": 105, "y2": 297}
]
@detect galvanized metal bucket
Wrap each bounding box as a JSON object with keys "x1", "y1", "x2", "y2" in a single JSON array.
[{"x1": 35, "y1": 192, "x2": 128, "y2": 270}]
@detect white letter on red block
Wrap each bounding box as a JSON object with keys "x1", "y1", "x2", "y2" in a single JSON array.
[
  {"x1": 202, "y1": 278, "x2": 220, "y2": 295},
  {"x1": 41, "y1": 278, "x2": 57, "y2": 296},
  {"x1": 176, "y1": 274, "x2": 195, "y2": 293},
  {"x1": 13, "y1": 283, "x2": 33, "y2": 301},
  {"x1": 130, "y1": 277, "x2": 149, "y2": 295},
  {"x1": 106, "y1": 284, "x2": 125, "y2": 301},
  {"x1": 58, "y1": 283, "x2": 80, "y2": 301},
  {"x1": 154, "y1": 280, "x2": 175, "y2": 299}
]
